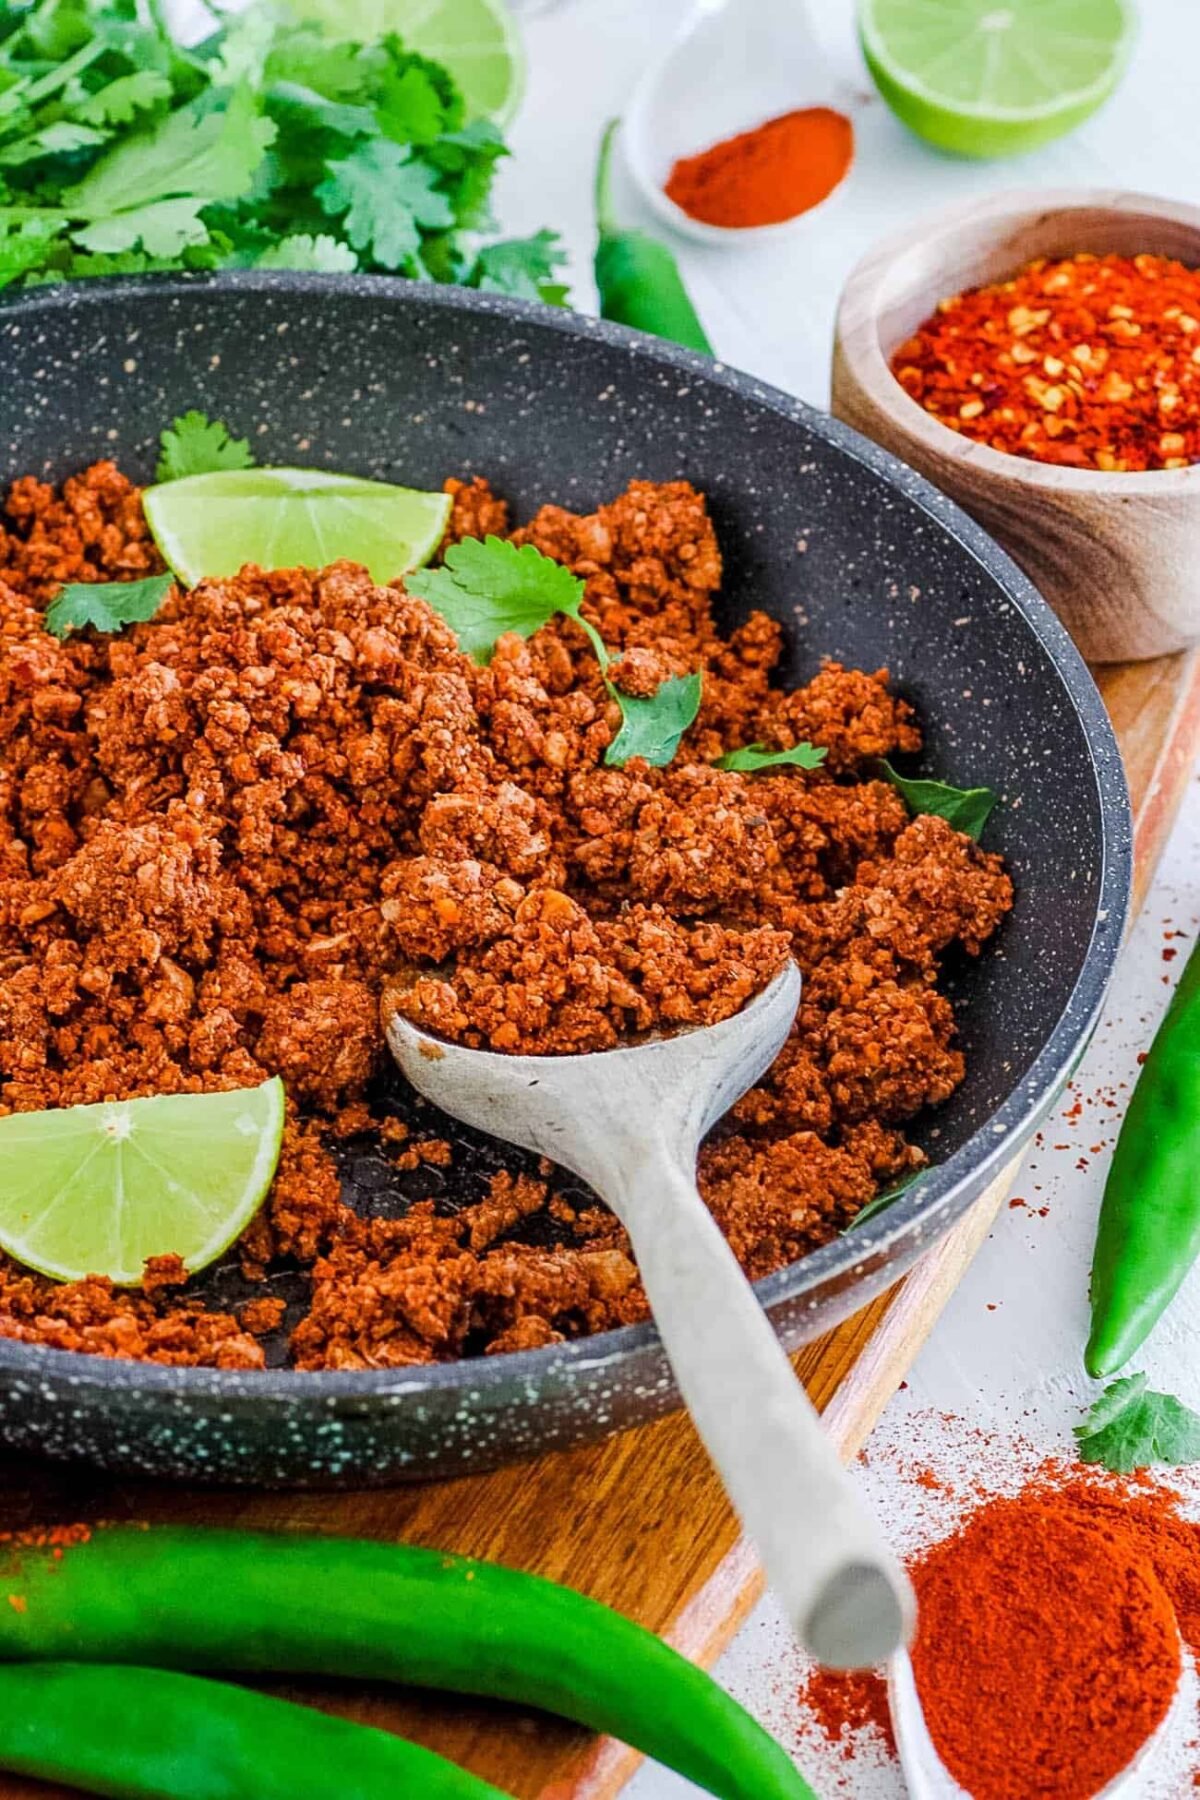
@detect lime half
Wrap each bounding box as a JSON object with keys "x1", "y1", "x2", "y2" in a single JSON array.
[
  {"x1": 286, "y1": 0, "x2": 525, "y2": 124},
  {"x1": 860, "y1": 0, "x2": 1136, "y2": 159},
  {"x1": 0, "y1": 1079, "x2": 285, "y2": 1286},
  {"x1": 143, "y1": 469, "x2": 452, "y2": 588}
]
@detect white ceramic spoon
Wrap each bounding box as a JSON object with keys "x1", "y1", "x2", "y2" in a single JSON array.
[
  {"x1": 624, "y1": 0, "x2": 854, "y2": 247},
  {"x1": 890, "y1": 1646, "x2": 1184, "y2": 1798},
  {"x1": 387, "y1": 961, "x2": 914, "y2": 1667}
]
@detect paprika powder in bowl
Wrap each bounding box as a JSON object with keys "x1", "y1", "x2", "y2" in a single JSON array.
[
  {"x1": 832, "y1": 187, "x2": 1200, "y2": 664},
  {"x1": 623, "y1": 0, "x2": 854, "y2": 247}
]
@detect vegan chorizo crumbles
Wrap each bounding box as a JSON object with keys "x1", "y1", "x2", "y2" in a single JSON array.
[{"x1": 0, "y1": 459, "x2": 1012, "y2": 1370}]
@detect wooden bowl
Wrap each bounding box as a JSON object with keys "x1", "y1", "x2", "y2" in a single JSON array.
[{"x1": 832, "y1": 188, "x2": 1200, "y2": 663}]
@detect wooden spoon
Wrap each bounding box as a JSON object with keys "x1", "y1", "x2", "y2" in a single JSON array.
[{"x1": 386, "y1": 961, "x2": 914, "y2": 1667}]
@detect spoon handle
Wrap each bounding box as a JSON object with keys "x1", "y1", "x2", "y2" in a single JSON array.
[{"x1": 619, "y1": 1149, "x2": 914, "y2": 1668}]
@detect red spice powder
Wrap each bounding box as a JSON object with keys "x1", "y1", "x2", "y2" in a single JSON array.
[
  {"x1": 800, "y1": 1467, "x2": 1200, "y2": 1798},
  {"x1": 664, "y1": 107, "x2": 852, "y2": 228},
  {"x1": 798, "y1": 1667, "x2": 895, "y2": 1760},
  {"x1": 893, "y1": 252, "x2": 1200, "y2": 471}
]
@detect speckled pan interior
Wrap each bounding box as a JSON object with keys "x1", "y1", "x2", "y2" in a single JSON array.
[{"x1": 0, "y1": 274, "x2": 1132, "y2": 1486}]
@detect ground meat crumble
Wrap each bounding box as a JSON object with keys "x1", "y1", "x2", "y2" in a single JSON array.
[{"x1": 0, "y1": 462, "x2": 1012, "y2": 1369}]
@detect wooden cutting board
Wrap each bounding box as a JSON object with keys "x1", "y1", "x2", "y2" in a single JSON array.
[{"x1": 0, "y1": 650, "x2": 1197, "y2": 1800}]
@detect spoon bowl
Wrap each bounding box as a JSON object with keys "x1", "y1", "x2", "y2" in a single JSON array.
[
  {"x1": 624, "y1": 0, "x2": 854, "y2": 247},
  {"x1": 387, "y1": 963, "x2": 914, "y2": 1666}
]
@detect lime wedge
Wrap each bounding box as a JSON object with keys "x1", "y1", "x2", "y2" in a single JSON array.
[
  {"x1": 285, "y1": 0, "x2": 525, "y2": 125},
  {"x1": 142, "y1": 469, "x2": 452, "y2": 588},
  {"x1": 859, "y1": 0, "x2": 1135, "y2": 158},
  {"x1": 0, "y1": 1079, "x2": 285, "y2": 1286}
]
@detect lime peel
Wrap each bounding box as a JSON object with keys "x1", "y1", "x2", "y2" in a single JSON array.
[
  {"x1": 142, "y1": 469, "x2": 452, "y2": 587},
  {"x1": 0, "y1": 1078, "x2": 285, "y2": 1286},
  {"x1": 859, "y1": 0, "x2": 1136, "y2": 157}
]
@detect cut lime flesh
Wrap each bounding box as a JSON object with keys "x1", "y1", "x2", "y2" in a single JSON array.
[
  {"x1": 143, "y1": 469, "x2": 452, "y2": 588},
  {"x1": 860, "y1": 0, "x2": 1135, "y2": 158},
  {"x1": 284, "y1": 0, "x2": 525, "y2": 124},
  {"x1": 0, "y1": 1079, "x2": 285, "y2": 1286}
]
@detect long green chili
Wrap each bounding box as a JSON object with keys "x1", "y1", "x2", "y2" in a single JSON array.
[
  {"x1": 594, "y1": 120, "x2": 713, "y2": 353},
  {"x1": 0, "y1": 1660, "x2": 508, "y2": 1799},
  {"x1": 0, "y1": 1527, "x2": 817, "y2": 1800},
  {"x1": 1086, "y1": 936, "x2": 1200, "y2": 1377}
]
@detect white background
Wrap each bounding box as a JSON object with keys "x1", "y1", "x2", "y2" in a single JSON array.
[{"x1": 496, "y1": 2, "x2": 1200, "y2": 1795}]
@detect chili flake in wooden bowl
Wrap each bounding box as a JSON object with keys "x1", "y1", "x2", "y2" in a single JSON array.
[
  {"x1": 833, "y1": 189, "x2": 1200, "y2": 663},
  {"x1": 893, "y1": 251, "x2": 1200, "y2": 474}
]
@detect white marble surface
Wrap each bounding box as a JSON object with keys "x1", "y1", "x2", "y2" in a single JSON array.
[{"x1": 496, "y1": 2, "x2": 1200, "y2": 1795}]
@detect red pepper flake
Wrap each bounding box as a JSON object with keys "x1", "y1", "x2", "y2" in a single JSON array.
[
  {"x1": 0, "y1": 1524, "x2": 92, "y2": 1549},
  {"x1": 6, "y1": 1595, "x2": 25, "y2": 1613},
  {"x1": 893, "y1": 253, "x2": 1200, "y2": 471}
]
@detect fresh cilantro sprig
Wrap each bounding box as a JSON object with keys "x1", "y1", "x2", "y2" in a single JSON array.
[
  {"x1": 407, "y1": 536, "x2": 592, "y2": 662},
  {"x1": 880, "y1": 760, "x2": 996, "y2": 841},
  {"x1": 156, "y1": 411, "x2": 255, "y2": 481},
  {"x1": 1075, "y1": 1373, "x2": 1200, "y2": 1474},
  {"x1": 0, "y1": 2, "x2": 565, "y2": 300},
  {"x1": 407, "y1": 536, "x2": 701, "y2": 768},
  {"x1": 45, "y1": 573, "x2": 174, "y2": 640},
  {"x1": 717, "y1": 742, "x2": 826, "y2": 774}
]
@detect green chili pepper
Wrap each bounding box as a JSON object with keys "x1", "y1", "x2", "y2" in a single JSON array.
[
  {"x1": 0, "y1": 1528, "x2": 817, "y2": 1800},
  {"x1": 1087, "y1": 936, "x2": 1200, "y2": 1378},
  {"x1": 594, "y1": 120, "x2": 713, "y2": 354},
  {"x1": 0, "y1": 1660, "x2": 506, "y2": 1799}
]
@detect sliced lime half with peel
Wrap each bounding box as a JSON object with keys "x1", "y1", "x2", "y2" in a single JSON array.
[
  {"x1": 859, "y1": 0, "x2": 1135, "y2": 159},
  {"x1": 0, "y1": 1078, "x2": 285, "y2": 1285},
  {"x1": 285, "y1": 0, "x2": 525, "y2": 124},
  {"x1": 143, "y1": 469, "x2": 452, "y2": 588}
]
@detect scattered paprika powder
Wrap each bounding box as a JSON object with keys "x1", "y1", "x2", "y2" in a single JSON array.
[
  {"x1": 664, "y1": 107, "x2": 853, "y2": 229},
  {"x1": 894, "y1": 251, "x2": 1200, "y2": 470},
  {"x1": 800, "y1": 1464, "x2": 1200, "y2": 1797}
]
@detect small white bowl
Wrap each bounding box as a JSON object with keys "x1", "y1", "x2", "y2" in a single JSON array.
[{"x1": 624, "y1": 0, "x2": 854, "y2": 249}]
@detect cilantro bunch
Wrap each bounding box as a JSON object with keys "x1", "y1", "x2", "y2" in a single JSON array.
[{"x1": 0, "y1": 0, "x2": 565, "y2": 297}]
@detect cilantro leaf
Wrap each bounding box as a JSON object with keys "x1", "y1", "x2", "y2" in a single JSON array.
[
  {"x1": 430, "y1": 119, "x2": 507, "y2": 232},
  {"x1": 0, "y1": 120, "x2": 107, "y2": 166},
  {"x1": 256, "y1": 232, "x2": 357, "y2": 272},
  {"x1": 64, "y1": 87, "x2": 275, "y2": 221},
  {"x1": 604, "y1": 671, "x2": 702, "y2": 769},
  {"x1": 0, "y1": 8, "x2": 555, "y2": 302},
  {"x1": 45, "y1": 572, "x2": 174, "y2": 640},
  {"x1": 407, "y1": 535, "x2": 590, "y2": 664},
  {"x1": 76, "y1": 70, "x2": 173, "y2": 127},
  {"x1": 716, "y1": 742, "x2": 827, "y2": 774},
  {"x1": 266, "y1": 80, "x2": 378, "y2": 143},
  {"x1": 156, "y1": 411, "x2": 255, "y2": 482},
  {"x1": 316, "y1": 137, "x2": 453, "y2": 270},
  {"x1": 263, "y1": 29, "x2": 370, "y2": 101},
  {"x1": 470, "y1": 229, "x2": 569, "y2": 305},
  {"x1": 879, "y1": 761, "x2": 996, "y2": 841},
  {"x1": 409, "y1": 536, "x2": 702, "y2": 768},
  {"x1": 0, "y1": 219, "x2": 67, "y2": 289},
  {"x1": 843, "y1": 1169, "x2": 926, "y2": 1233},
  {"x1": 73, "y1": 196, "x2": 209, "y2": 257},
  {"x1": 376, "y1": 62, "x2": 451, "y2": 147},
  {"x1": 1075, "y1": 1374, "x2": 1200, "y2": 1474}
]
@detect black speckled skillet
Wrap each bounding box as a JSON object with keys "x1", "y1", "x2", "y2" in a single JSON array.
[{"x1": 0, "y1": 274, "x2": 1131, "y2": 1486}]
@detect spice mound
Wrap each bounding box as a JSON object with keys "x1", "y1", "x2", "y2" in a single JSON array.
[
  {"x1": 664, "y1": 107, "x2": 853, "y2": 229},
  {"x1": 894, "y1": 251, "x2": 1200, "y2": 471},
  {"x1": 0, "y1": 463, "x2": 1010, "y2": 1370},
  {"x1": 802, "y1": 1465, "x2": 1198, "y2": 1800}
]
